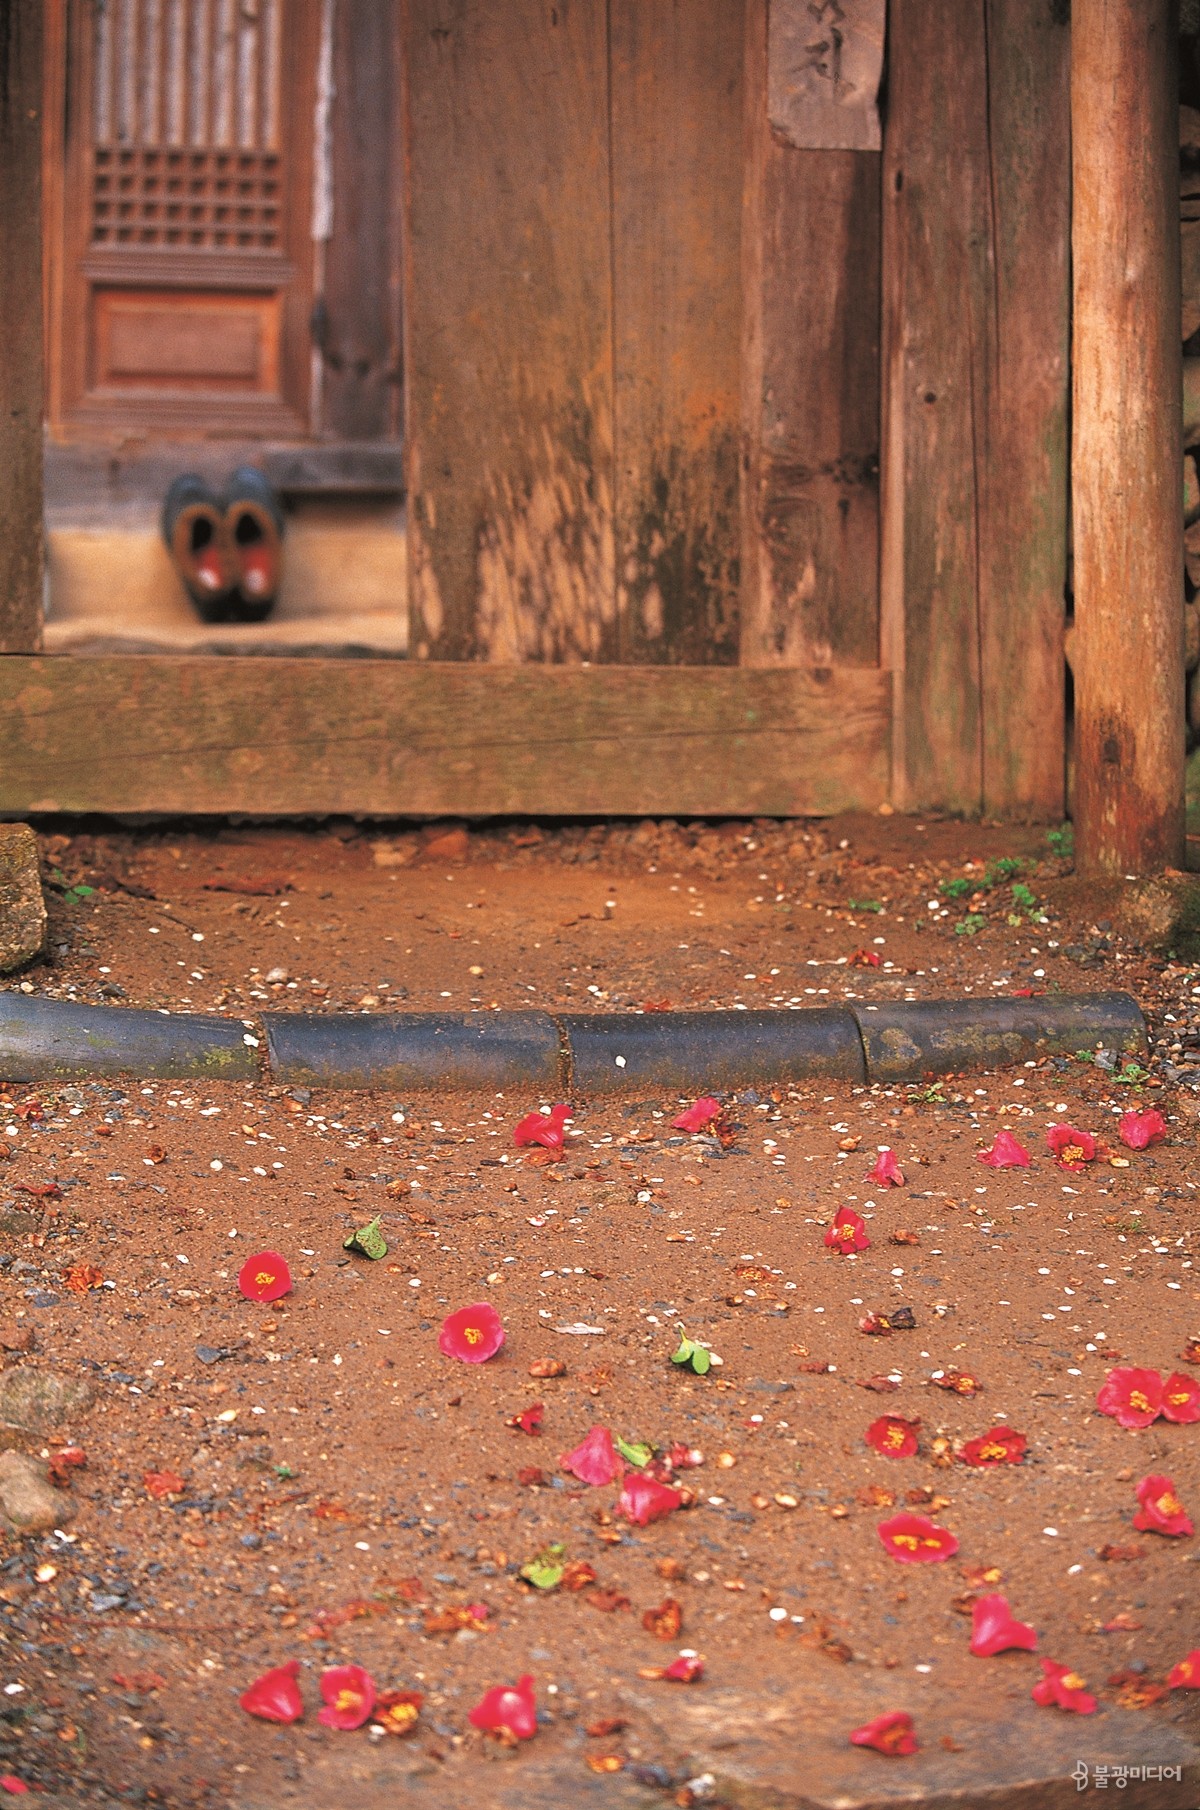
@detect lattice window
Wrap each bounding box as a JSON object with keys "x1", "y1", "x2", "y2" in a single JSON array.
[
  {"x1": 92, "y1": 145, "x2": 282, "y2": 249},
  {"x1": 90, "y1": 0, "x2": 283, "y2": 253}
]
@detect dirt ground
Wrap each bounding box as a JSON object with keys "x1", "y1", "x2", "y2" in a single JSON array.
[{"x1": 0, "y1": 813, "x2": 1197, "y2": 1807}]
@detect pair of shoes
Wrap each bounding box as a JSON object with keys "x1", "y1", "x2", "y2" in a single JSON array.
[{"x1": 162, "y1": 468, "x2": 285, "y2": 622}]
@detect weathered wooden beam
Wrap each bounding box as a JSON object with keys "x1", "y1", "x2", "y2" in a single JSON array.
[
  {"x1": 1072, "y1": 0, "x2": 1184, "y2": 875},
  {"x1": 881, "y1": 1, "x2": 1070, "y2": 819},
  {"x1": 0, "y1": 0, "x2": 44, "y2": 655},
  {"x1": 740, "y1": 0, "x2": 882, "y2": 672},
  {"x1": 0, "y1": 658, "x2": 891, "y2": 819}
]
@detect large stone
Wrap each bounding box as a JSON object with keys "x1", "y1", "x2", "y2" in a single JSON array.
[
  {"x1": 1115, "y1": 873, "x2": 1200, "y2": 957},
  {"x1": 0, "y1": 824, "x2": 46, "y2": 975},
  {"x1": 0, "y1": 1368, "x2": 93, "y2": 1434},
  {"x1": 0, "y1": 1451, "x2": 68, "y2": 1534}
]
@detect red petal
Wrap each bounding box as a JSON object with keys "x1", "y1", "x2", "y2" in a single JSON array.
[
  {"x1": 1167, "y1": 1649, "x2": 1200, "y2": 1690},
  {"x1": 560, "y1": 1426, "x2": 624, "y2": 1487},
  {"x1": 240, "y1": 1660, "x2": 305, "y2": 1724},
  {"x1": 969, "y1": 1594, "x2": 1038, "y2": 1656},
  {"x1": 616, "y1": 1474, "x2": 682, "y2": 1526},
  {"x1": 671, "y1": 1098, "x2": 721, "y2": 1133},
  {"x1": 514, "y1": 1107, "x2": 572, "y2": 1149},
  {"x1": 977, "y1": 1131, "x2": 1030, "y2": 1168},
  {"x1": 468, "y1": 1675, "x2": 538, "y2": 1740},
  {"x1": 848, "y1": 1710, "x2": 918, "y2": 1755}
]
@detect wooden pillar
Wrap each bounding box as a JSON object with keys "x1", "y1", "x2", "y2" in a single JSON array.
[
  {"x1": 0, "y1": 0, "x2": 44, "y2": 655},
  {"x1": 1072, "y1": 0, "x2": 1184, "y2": 875}
]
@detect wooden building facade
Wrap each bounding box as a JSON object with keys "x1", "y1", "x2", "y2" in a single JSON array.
[{"x1": 0, "y1": 2, "x2": 1185, "y2": 870}]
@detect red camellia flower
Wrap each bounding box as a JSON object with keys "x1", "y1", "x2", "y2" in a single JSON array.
[
  {"x1": 468, "y1": 1674, "x2": 538, "y2": 1741},
  {"x1": 616, "y1": 1473, "x2": 682, "y2": 1526},
  {"x1": 958, "y1": 1426, "x2": 1027, "y2": 1468},
  {"x1": 239, "y1": 1659, "x2": 305, "y2": 1724},
  {"x1": 1031, "y1": 1659, "x2": 1097, "y2": 1715},
  {"x1": 318, "y1": 1663, "x2": 376, "y2": 1730},
  {"x1": 1132, "y1": 1473, "x2": 1194, "y2": 1538},
  {"x1": 867, "y1": 1147, "x2": 904, "y2": 1187},
  {"x1": 672, "y1": 1097, "x2": 721, "y2": 1133},
  {"x1": 1046, "y1": 1125, "x2": 1096, "y2": 1171},
  {"x1": 237, "y1": 1250, "x2": 292, "y2": 1304},
  {"x1": 864, "y1": 1415, "x2": 920, "y2": 1459},
  {"x1": 1118, "y1": 1108, "x2": 1167, "y2": 1151},
  {"x1": 439, "y1": 1302, "x2": 505, "y2": 1364},
  {"x1": 560, "y1": 1425, "x2": 624, "y2": 1487},
  {"x1": 1096, "y1": 1366, "x2": 1164, "y2": 1429},
  {"x1": 877, "y1": 1513, "x2": 958, "y2": 1564},
  {"x1": 825, "y1": 1208, "x2": 870, "y2": 1254},
  {"x1": 969, "y1": 1594, "x2": 1038, "y2": 1657},
  {"x1": 514, "y1": 1105, "x2": 572, "y2": 1149},
  {"x1": 848, "y1": 1710, "x2": 918, "y2": 1756},
  {"x1": 977, "y1": 1131, "x2": 1030, "y2": 1168},
  {"x1": 1161, "y1": 1371, "x2": 1200, "y2": 1424},
  {"x1": 1167, "y1": 1650, "x2": 1200, "y2": 1690}
]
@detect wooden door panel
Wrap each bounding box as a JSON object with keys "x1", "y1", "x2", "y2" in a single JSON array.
[
  {"x1": 91, "y1": 288, "x2": 280, "y2": 392},
  {"x1": 50, "y1": 0, "x2": 316, "y2": 437}
]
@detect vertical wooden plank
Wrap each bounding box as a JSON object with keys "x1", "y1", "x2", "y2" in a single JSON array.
[
  {"x1": 881, "y1": 0, "x2": 1070, "y2": 818},
  {"x1": 322, "y1": 0, "x2": 402, "y2": 440},
  {"x1": 402, "y1": 0, "x2": 615, "y2": 663},
  {"x1": 1072, "y1": 0, "x2": 1184, "y2": 874},
  {"x1": 609, "y1": 0, "x2": 743, "y2": 664},
  {"x1": 978, "y1": 0, "x2": 1070, "y2": 819},
  {"x1": 0, "y1": 0, "x2": 44, "y2": 655},
  {"x1": 880, "y1": 0, "x2": 987, "y2": 815},
  {"x1": 741, "y1": 0, "x2": 881, "y2": 669}
]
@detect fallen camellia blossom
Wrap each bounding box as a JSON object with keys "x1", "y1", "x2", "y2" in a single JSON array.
[
  {"x1": 1167, "y1": 1650, "x2": 1200, "y2": 1690},
  {"x1": 561, "y1": 1426, "x2": 624, "y2": 1486},
  {"x1": 977, "y1": 1131, "x2": 1030, "y2": 1168},
  {"x1": 616, "y1": 1473, "x2": 682, "y2": 1526},
  {"x1": 825, "y1": 1208, "x2": 870, "y2": 1254},
  {"x1": 849, "y1": 947, "x2": 882, "y2": 967},
  {"x1": 643, "y1": 1598, "x2": 683, "y2": 1639},
  {"x1": 864, "y1": 1415, "x2": 920, "y2": 1459},
  {"x1": 958, "y1": 1427, "x2": 1027, "y2": 1468},
  {"x1": 1162, "y1": 1371, "x2": 1200, "y2": 1423},
  {"x1": 506, "y1": 1402, "x2": 544, "y2": 1435},
  {"x1": 877, "y1": 1512, "x2": 958, "y2": 1564},
  {"x1": 0, "y1": 1780, "x2": 29, "y2": 1797},
  {"x1": 239, "y1": 1660, "x2": 305, "y2": 1724},
  {"x1": 867, "y1": 1147, "x2": 904, "y2": 1187},
  {"x1": 671, "y1": 1097, "x2": 721, "y2": 1133},
  {"x1": 1132, "y1": 1474, "x2": 1194, "y2": 1538},
  {"x1": 468, "y1": 1674, "x2": 538, "y2": 1741},
  {"x1": 969, "y1": 1594, "x2": 1037, "y2": 1657},
  {"x1": 848, "y1": 1710, "x2": 918, "y2": 1756},
  {"x1": 1118, "y1": 1108, "x2": 1167, "y2": 1150},
  {"x1": 47, "y1": 1446, "x2": 86, "y2": 1488},
  {"x1": 423, "y1": 1603, "x2": 490, "y2": 1634},
  {"x1": 64, "y1": 1263, "x2": 105, "y2": 1294},
  {"x1": 439, "y1": 1302, "x2": 505, "y2": 1363},
  {"x1": 318, "y1": 1664, "x2": 376, "y2": 1730},
  {"x1": 374, "y1": 1689, "x2": 422, "y2": 1736},
  {"x1": 514, "y1": 1105, "x2": 572, "y2": 1149},
  {"x1": 638, "y1": 1651, "x2": 704, "y2": 1683},
  {"x1": 143, "y1": 1469, "x2": 186, "y2": 1499},
  {"x1": 1046, "y1": 1125, "x2": 1096, "y2": 1171},
  {"x1": 933, "y1": 1368, "x2": 981, "y2": 1396},
  {"x1": 1180, "y1": 1336, "x2": 1200, "y2": 1367},
  {"x1": 1096, "y1": 1366, "x2": 1164, "y2": 1429},
  {"x1": 1031, "y1": 1659, "x2": 1097, "y2": 1715},
  {"x1": 237, "y1": 1250, "x2": 292, "y2": 1303}
]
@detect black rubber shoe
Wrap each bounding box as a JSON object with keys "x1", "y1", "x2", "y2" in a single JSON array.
[
  {"x1": 223, "y1": 466, "x2": 285, "y2": 621},
  {"x1": 161, "y1": 474, "x2": 237, "y2": 621}
]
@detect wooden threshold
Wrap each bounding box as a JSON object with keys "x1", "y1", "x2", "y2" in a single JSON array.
[{"x1": 0, "y1": 657, "x2": 891, "y2": 818}]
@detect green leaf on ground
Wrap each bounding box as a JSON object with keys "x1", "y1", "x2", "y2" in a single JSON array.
[{"x1": 343, "y1": 1215, "x2": 388, "y2": 1260}]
